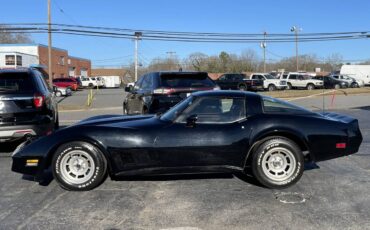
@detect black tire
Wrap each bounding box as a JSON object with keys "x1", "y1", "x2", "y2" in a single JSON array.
[
  {"x1": 351, "y1": 82, "x2": 359, "y2": 88},
  {"x1": 306, "y1": 83, "x2": 315, "y2": 90},
  {"x1": 238, "y1": 84, "x2": 247, "y2": 91},
  {"x1": 55, "y1": 91, "x2": 62, "y2": 97},
  {"x1": 268, "y1": 84, "x2": 276, "y2": 91},
  {"x1": 123, "y1": 103, "x2": 128, "y2": 115},
  {"x1": 141, "y1": 106, "x2": 148, "y2": 114},
  {"x1": 251, "y1": 137, "x2": 304, "y2": 189},
  {"x1": 334, "y1": 84, "x2": 340, "y2": 89},
  {"x1": 52, "y1": 141, "x2": 108, "y2": 191},
  {"x1": 286, "y1": 83, "x2": 292, "y2": 90},
  {"x1": 88, "y1": 83, "x2": 93, "y2": 88}
]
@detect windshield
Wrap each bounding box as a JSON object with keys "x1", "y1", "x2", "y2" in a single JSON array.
[{"x1": 160, "y1": 96, "x2": 195, "y2": 121}]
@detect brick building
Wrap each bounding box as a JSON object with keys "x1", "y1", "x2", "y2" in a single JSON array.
[{"x1": 0, "y1": 44, "x2": 91, "y2": 78}]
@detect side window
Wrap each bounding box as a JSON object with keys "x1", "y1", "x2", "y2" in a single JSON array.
[
  {"x1": 218, "y1": 75, "x2": 226, "y2": 81},
  {"x1": 289, "y1": 74, "x2": 297, "y2": 80},
  {"x1": 134, "y1": 75, "x2": 145, "y2": 90},
  {"x1": 141, "y1": 74, "x2": 153, "y2": 90},
  {"x1": 256, "y1": 75, "x2": 264, "y2": 80},
  {"x1": 282, "y1": 74, "x2": 288, "y2": 79},
  {"x1": 176, "y1": 97, "x2": 246, "y2": 123}
]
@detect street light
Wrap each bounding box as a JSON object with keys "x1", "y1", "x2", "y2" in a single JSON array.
[{"x1": 291, "y1": 26, "x2": 302, "y2": 72}]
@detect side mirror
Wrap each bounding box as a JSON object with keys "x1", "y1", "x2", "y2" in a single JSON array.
[
  {"x1": 186, "y1": 114, "x2": 198, "y2": 128},
  {"x1": 125, "y1": 86, "x2": 132, "y2": 92}
]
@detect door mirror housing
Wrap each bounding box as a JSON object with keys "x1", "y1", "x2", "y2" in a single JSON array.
[
  {"x1": 125, "y1": 86, "x2": 132, "y2": 92},
  {"x1": 186, "y1": 114, "x2": 198, "y2": 127}
]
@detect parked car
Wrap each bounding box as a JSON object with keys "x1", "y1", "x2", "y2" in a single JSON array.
[
  {"x1": 280, "y1": 72, "x2": 323, "y2": 90},
  {"x1": 101, "y1": 76, "x2": 121, "y2": 88},
  {"x1": 0, "y1": 68, "x2": 58, "y2": 143},
  {"x1": 331, "y1": 74, "x2": 364, "y2": 88},
  {"x1": 123, "y1": 71, "x2": 219, "y2": 115},
  {"x1": 54, "y1": 85, "x2": 72, "y2": 97},
  {"x1": 214, "y1": 73, "x2": 264, "y2": 91},
  {"x1": 53, "y1": 78, "x2": 78, "y2": 91},
  {"x1": 81, "y1": 77, "x2": 104, "y2": 88},
  {"x1": 249, "y1": 73, "x2": 287, "y2": 91},
  {"x1": 12, "y1": 90, "x2": 362, "y2": 191},
  {"x1": 312, "y1": 76, "x2": 349, "y2": 89}
]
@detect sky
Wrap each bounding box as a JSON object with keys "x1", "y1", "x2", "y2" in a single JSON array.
[{"x1": 1, "y1": 0, "x2": 370, "y2": 67}]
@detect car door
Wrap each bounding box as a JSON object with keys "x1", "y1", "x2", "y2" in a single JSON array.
[
  {"x1": 288, "y1": 74, "x2": 298, "y2": 87},
  {"x1": 154, "y1": 96, "x2": 252, "y2": 169}
]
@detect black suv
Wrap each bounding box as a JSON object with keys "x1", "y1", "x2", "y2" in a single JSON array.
[
  {"x1": 312, "y1": 75, "x2": 349, "y2": 89},
  {"x1": 214, "y1": 73, "x2": 264, "y2": 91},
  {"x1": 0, "y1": 68, "x2": 58, "y2": 143},
  {"x1": 123, "y1": 71, "x2": 218, "y2": 114}
]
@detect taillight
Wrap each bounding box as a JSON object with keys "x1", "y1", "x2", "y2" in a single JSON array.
[
  {"x1": 33, "y1": 93, "x2": 45, "y2": 108},
  {"x1": 153, "y1": 88, "x2": 175, "y2": 94}
]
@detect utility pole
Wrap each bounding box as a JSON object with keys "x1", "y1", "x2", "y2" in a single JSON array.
[
  {"x1": 134, "y1": 32, "x2": 142, "y2": 82},
  {"x1": 47, "y1": 0, "x2": 53, "y2": 87},
  {"x1": 260, "y1": 32, "x2": 267, "y2": 72},
  {"x1": 291, "y1": 26, "x2": 301, "y2": 72},
  {"x1": 166, "y1": 51, "x2": 176, "y2": 70}
]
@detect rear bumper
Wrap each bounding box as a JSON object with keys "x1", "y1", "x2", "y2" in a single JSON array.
[{"x1": 0, "y1": 123, "x2": 53, "y2": 142}]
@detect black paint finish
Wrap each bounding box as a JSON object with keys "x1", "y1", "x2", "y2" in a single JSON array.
[{"x1": 12, "y1": 91, "x2": 362, "y2": 180}]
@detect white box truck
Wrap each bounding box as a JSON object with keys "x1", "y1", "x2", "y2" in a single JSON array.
[
  {"x1": 101, "y1": 76, "x2": 121, "y2": 88},
  {"x1": 340, "y1": 65, "x2": 370, "y2": 85}
]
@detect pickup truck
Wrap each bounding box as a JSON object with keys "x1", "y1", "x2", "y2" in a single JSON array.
[
  {"x1": 214, "y1": 73, "x2": 264, "y2": 91},
  {"x1": 249, "y1": 73, "x2": 287, "y2": 91},
  {"x1": 280, "y1": 72, "x2": 323, "y2": 90}
]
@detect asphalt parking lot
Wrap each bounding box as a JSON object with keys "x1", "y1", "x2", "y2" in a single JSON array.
[{"x1": 0, "y1": 89, "x2": 370, "y2": 229}]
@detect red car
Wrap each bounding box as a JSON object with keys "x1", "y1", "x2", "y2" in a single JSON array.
[{"x1": 52, "y1": 78, "x2": 78, "y2": 91}]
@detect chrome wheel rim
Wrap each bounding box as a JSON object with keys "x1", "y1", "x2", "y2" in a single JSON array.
[
  {"x1": 261, "y1": 147, "x2": 296, "y2": 182},
  {"x1": 60, "y1": 150, "x2": 95, "y2": 184}
]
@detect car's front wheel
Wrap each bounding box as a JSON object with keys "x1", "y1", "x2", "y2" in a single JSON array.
[
  {"x1": 251, "y1": 137, "x2": 304, "y2": 189},
  {"x1": 268, "y1": 84, "x2": 276, "y2": 91},
  {"x1": 306, "y1": 83, "x2": 315, "y2": 90},
  {"x1": 52, "y1": 141, "x2": 107, "y2": 191}
]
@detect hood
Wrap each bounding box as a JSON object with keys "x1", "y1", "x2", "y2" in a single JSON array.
[{"x1": 76, "y1": 114, "x2": 155, "y2": 127}]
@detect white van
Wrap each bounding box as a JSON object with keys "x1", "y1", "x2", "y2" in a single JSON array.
[{"x1": 340, "y1": 65, "x2": 370, "y2": 85}]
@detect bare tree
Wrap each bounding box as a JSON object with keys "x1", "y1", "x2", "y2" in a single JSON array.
[{"x1": 0, "y1": 25, "x2": 32, "y2": 43}]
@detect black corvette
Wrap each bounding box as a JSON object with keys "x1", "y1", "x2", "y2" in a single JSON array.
[{"x1": 12, "y1": 91, "x2": 362, "y2": 191}]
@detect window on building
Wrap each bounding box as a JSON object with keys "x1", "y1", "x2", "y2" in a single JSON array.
[
  {"x1": 5, "y1": 55, "x2": 15, "y2": 65},
  {"x1": 16, "y1": 55, "x2": 22, "y2": 66},
  {"x1": 60, "y1": 56, "x2": 65, "y2": 65},
  {"x1": 68, "y1": 59, "x2": 71, "y2": 65}
]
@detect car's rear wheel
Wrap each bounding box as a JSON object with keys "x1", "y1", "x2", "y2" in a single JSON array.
[
  {"x1": 55, "y1": 91, "x2": 62, "y2": 97},
  {"x1": 334, "y1": 84, "x2": 340, "y2": 89},
  {"x1": 52, "y1": 141, "x2": 107, "y2": 191},
  {"x1": 268, "y1": 84, "x2": 276, "y2": 91},
  {"x1": 251, "y1": 137, "x2": 304, "y2": 189},
  {"x1": 351, "y1": 82, "x2": 359, "y2": 88}
]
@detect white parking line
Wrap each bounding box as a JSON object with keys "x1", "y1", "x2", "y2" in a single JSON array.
[{"x1": 285, "y1": 90, "x2": 336, "y2": 101}]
